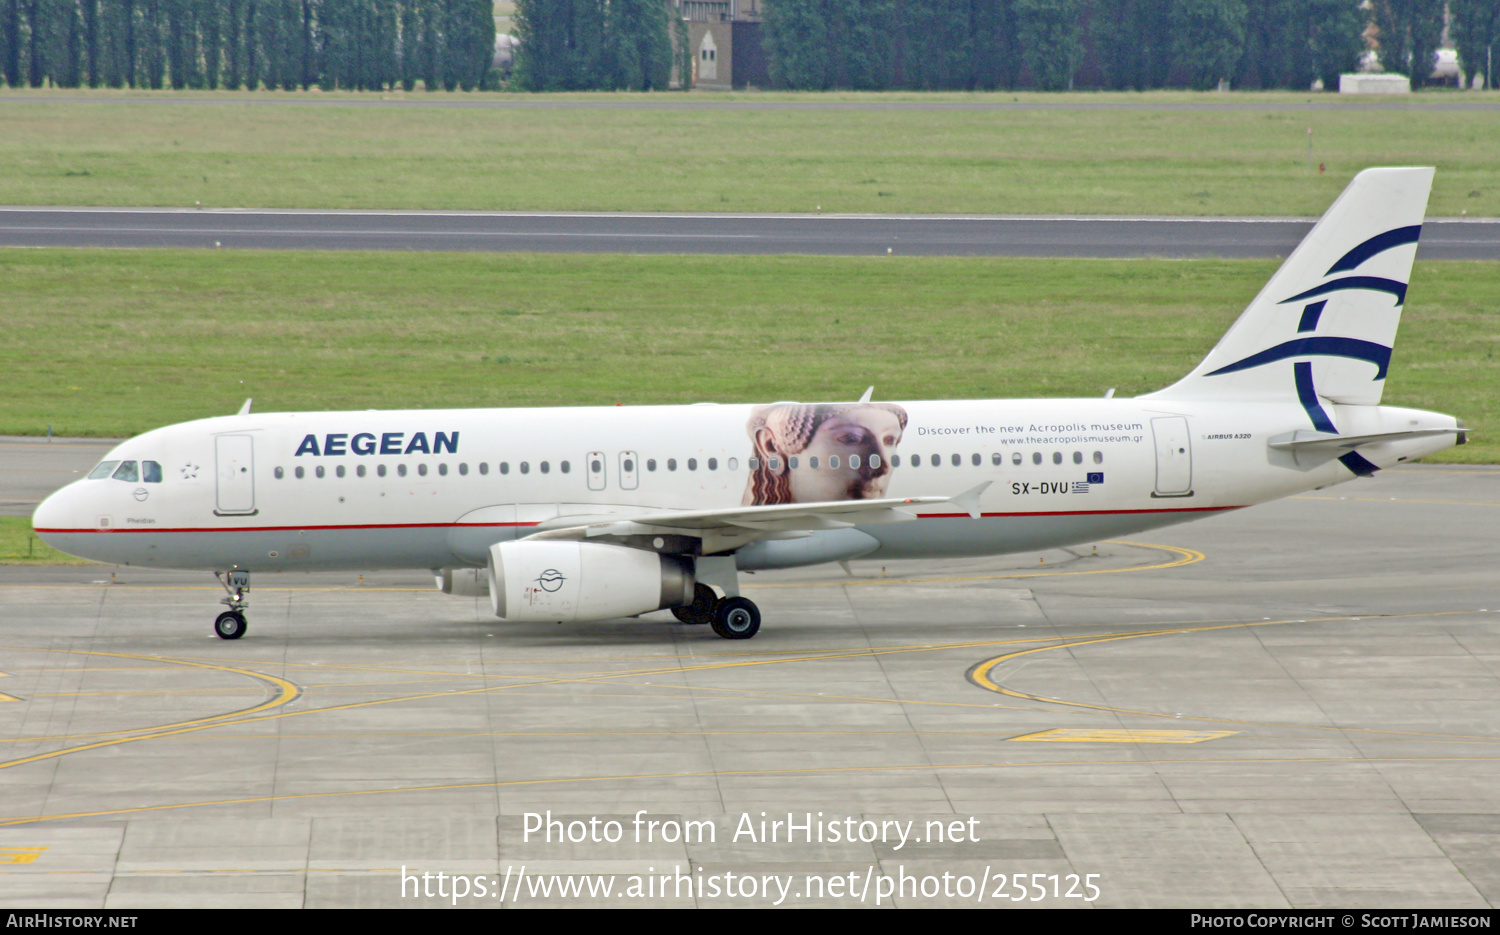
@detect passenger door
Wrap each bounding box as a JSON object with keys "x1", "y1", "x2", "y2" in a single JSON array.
[{"x1": 215, "y1": 435, "x2": 257, "y2": 514}]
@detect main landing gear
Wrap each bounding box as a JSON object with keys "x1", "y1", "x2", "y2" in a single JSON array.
[
  {"x1": 213, "y1": 570, "x2": 250, "y2": 640},
  {"x1": 672, "y1": 583, "x2": 761, "y2": 640}
]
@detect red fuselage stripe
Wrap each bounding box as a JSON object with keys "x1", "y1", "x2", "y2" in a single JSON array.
[{"x1": 35, "y1": 505, "x2": 1244, "y2": 535}]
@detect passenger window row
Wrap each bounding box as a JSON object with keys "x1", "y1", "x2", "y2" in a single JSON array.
[
  {"x1": 267, "y1": 449, "x2": 1106, "y2": 482},
  {"x1": 272, "y1": 460, "x2": 574, "y2": 480}
]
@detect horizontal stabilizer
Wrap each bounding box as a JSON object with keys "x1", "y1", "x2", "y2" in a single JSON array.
[{"x1": 1268, "y1": 427, "x2": 1464, "y2": 452}]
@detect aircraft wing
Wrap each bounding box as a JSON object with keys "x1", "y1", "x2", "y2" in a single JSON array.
[{"x1": 526, "y1": 483, "x2": 990, "y2": 554}]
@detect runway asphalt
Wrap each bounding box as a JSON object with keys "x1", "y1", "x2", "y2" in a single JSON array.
[
  {"x1": 1, "y1": 207, "x2": 1497, "y2": 258},
  {"x1": 2, "y1": 438, "x2": 1497, "y2": 908}
]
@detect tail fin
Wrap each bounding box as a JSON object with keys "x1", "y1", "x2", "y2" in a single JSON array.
[{"x1": 1146, "y1": 167, "x2": 1433, "y2": 414}]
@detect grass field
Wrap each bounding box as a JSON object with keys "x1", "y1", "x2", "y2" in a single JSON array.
[
  {"x1": 2, "y1": 90, "x2": 1498, "y2": 215},
  {"x1": 0, "y1": 516, "x2": 94, "y2": 564},
  {"x1": 2, "y1": 249, "x2": 1494, "y2": 461}
]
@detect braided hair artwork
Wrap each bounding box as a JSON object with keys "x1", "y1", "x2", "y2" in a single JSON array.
[{"x1": 742, "y1": 402, "x2": 909, "y2": 506}]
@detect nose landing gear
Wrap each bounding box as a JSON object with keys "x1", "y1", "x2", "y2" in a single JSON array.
[{"x1": 213, "y1": 570, "x2": 250, "y2": 640}]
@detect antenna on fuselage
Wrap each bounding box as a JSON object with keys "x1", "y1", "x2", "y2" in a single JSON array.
[
  {"x1": 858, "y1": 386, "x2": 874, "y2": 403},
  {"x1": 237, "y1": 398, "x2": 253, "y2": 416}
]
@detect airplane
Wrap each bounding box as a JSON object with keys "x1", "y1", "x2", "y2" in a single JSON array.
[{"x1": 32, "y1": 167, "x2": 1464, "y2": 642}]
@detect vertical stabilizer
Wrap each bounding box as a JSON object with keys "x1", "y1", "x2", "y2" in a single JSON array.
[{"x1": 1146, "y1": 167, "x2": 1433, "y2": 409}]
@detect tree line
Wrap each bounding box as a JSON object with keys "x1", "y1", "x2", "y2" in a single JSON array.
[
  {"x1": 0, "y1": 0, "x2": 495, "y2": 90},
  {"x1": 6, "y1": 0, "x2": 1497, "y2": 92},
  {"x1": 765, "y1": 0, "x2": 1499, "y2": 91},
  {"x1": 510, "y1": 0, "x2": 686, "y2": 90}
]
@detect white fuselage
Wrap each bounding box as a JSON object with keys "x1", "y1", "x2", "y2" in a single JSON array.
[{"x1": 32, "y1": 396, "x2": 1458, "y2": 574}]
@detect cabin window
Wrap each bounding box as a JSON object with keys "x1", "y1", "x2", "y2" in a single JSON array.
[
  {"x1": 911, "y1": 455, "x2": 921, "y2": 467},
  {"x1": 1073, "y1": 452, "x2": 1083, "y2": 464},
  {"x1": 788, "y1": 456, "x2": 798, "y2": 470},
  {"x1": 274, "y1": 467, "x2": 284, "y2": 480},
  {"x1": 560, "y1": 461, "x2": 570, "y2": 473},
  {"x1": 1032, "y1": 452, "x2": 1042, "y2": 465},
  {"x1": 992, "y1": 453, "x2": 1002, "y2": 466},
  {"x1": 88, "y1": 461, "x2": 120, "y2": 480},
  {"x1": 1013, "y1": 452, "x2": 1022, "y2": 466},
  {"x1": 828, "y1": 456, "x2": 839, "y2": 469},
  {"x1": 706, "y1": 458, "x2": 716, "y2": 471},
  {"x1": 479, "y1": 462, "x2": 489, "y2": 475},
  {"x1": 687, "y1": 458, "x2": 698, "y2": 471},
  {"x1": 952, "y1": 453, "x2": 962, "y2": 467},
  {"x1": 869, "y1": 454, "x2": 881, "y2": 469},
  {"x1": 591, "y1": 458, "x2": 602, "y2": 474},
  {"x1": 667, "y1": 458, "x2": 677, "y2": 471},
  {"x1": 728, "y1": 457, "x2": 739, "y2": 470},
  {"x1": 889, "y1": 454, "x2": 899, "y2": 467},
  {"x1": 295, "y1": 466, "x2": 305, "y2": 479},
  {"x1": 377, "y1": 464, "x2": 387, "y2": 477},
  {"x1": 766, "y1": 457, "x2": 778, "y2": 471},
  {"x1": 647, "y1": 459, "x2": 657, "y2": 472},
  {"x1": 417, "y1": 464, "x2": 427, "y2": 477},
  {"x1": 143, "y1": 461, "x2": 163, "y2": 483},
  {"x1": 1052, "y1": 452, "x2": 1063, "y2": 465},
  {"x1": 540, "y1": 461, "x2": 550, "y2": 474},
  {"x1": 397, "y1": 464, "x2": 408, "y2": 477},
  {"x1": 315, "y1": 465, "x2": 326, "y2": 479},
  {"x1": 847, "y1": 455, "x2": 859, "y2": 469},
  {"x1": 972, "y1": 453, "x2": 982, "y2": 467},
  {"x1": 357, "y1": 465, "x2": 367, "y2": 478},
  {"x1": 112, "y1": 461, "x2": 139, "y2": 482},
  {"x1": 520, "y1": 462, "x2": 530, "y2": 474},
  {"x1": 458, "y1": 463, "x2": 468, "y2": 476},
  {"x1": 336, "y1": 465, "x2": 346, "y2": 478},
  {"x1": 500, "y1": 462, "x2": 510, "y2": 475},
  {"x1": 807, "y1": 456, "x2": 818, "y2": 469},
  {"x1": 1094, "y1": 451, "x2": 1104, "y2": 464},
  {"x1": 438, "y1": 463, "x2": 448, "y2": 476}
]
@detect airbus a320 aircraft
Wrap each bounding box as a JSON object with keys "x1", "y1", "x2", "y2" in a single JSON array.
[{"x1": 33, "y1": 168, "x2": 1463, "y2": 641}]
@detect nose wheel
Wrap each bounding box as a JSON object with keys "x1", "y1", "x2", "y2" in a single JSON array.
[
  {"x1": 214, "y1": 611, "x2": 247, "y2": 640},
  {"x1": 213, "y1": 570, "x2": 251, "y2": 640}
]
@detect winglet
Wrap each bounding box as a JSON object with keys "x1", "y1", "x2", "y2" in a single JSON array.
[
  {"x1": 858, "y1": 386, "x2": 874, "y2": 403},
  {"x1": 237, "y1": 398, "x2": 252, "y2": 416},
  {"x1": 948, "y1": 481, "x2": 991, "y2": 519}
]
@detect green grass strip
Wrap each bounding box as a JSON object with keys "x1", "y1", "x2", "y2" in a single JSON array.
[
  {"x1": 2, "y1": 91, "x2": 1498, "y2": 215},
  {"x1": 2, "y1": 249, "x2": 1492, "y2": 461}
]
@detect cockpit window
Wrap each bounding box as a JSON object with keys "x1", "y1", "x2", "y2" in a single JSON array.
[
  {"x1": 88, "y1": 461, "x2": 120, "y2": 480},
  {"x1": 111, "y1": 461, "x2": 139, "y2": 482},
  {"x1": 142, "y1": 461, "x2": 163, "y2": 483}
]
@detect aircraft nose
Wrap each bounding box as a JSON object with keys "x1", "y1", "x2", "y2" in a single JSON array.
[{"x1": 32, "y1": 484, "x2": 83, "y2": 545}]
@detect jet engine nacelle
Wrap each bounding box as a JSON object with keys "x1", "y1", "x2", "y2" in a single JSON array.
[
  {"x1": 487, "y1": 540, "x2": 694, "y2": 622},
  {"x1": 434, "y1": 567, "x2": 490, "y2": 597}
]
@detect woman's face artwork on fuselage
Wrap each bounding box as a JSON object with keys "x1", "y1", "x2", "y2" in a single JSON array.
[{"x1": 742, "y1": 403, "x2": 908, "y2": 506}]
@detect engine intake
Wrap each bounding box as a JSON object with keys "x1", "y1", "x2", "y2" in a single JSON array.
[{"x1": 487, "y1": 540, "x2": 694, "y2": 622}]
